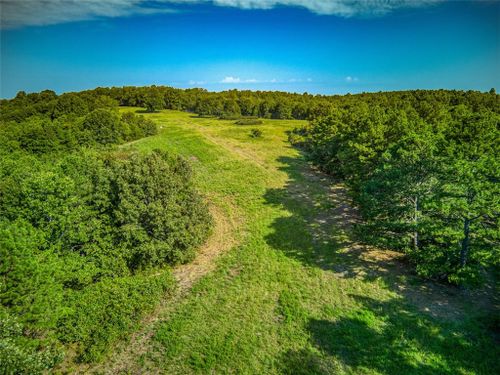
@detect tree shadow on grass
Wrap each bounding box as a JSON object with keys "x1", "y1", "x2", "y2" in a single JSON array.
[
  {"x1": 278, "y1": 294, "x2": 498, "y2": 375},
  {"x1": 264, "y1": 153, "x2": 498, "y2": 323},
  {"x1": 264, "y1": 155, "x2": 412, "y2": 283},
  {"x1": 265, "y1": 153, "x2": 499, "y2": 373}
]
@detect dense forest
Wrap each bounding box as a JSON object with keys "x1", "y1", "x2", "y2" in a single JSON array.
[
  {"x1": 0, "y1": 86, "x2": 498, "y2": 373},
  {"x1": 0, "y1": 89, "x2": 212, "y2": 373}
]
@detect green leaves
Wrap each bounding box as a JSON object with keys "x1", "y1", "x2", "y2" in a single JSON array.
[
  {"x1": 294, "y1": 91, "x2": 499, "y2": 285},
  {"x1": 0, "y1": 107, "x2": 157, "y2": 155},
  {"x1": 0, "y1": 148, "x2": 212, "y2": 366},
  {"x1": 107, "y1": 150, "x2": 212, "y2": 269}
]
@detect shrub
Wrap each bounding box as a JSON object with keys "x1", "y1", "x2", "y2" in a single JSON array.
[
  {"x1": 0, "y1": 308, "x2": 63, "y2": 375},
  {"x1": 58, "y1": 272, "x2": 175, "y2": 362},
  {"x1": 235, "y1": 119, "x2": 263, "y2": 125},
  {"x1": 80, "y1": 109, "x2": 121, "y2": 144},
  {"x1": 0, "y1": 148, "x2": 212, "y2": 368},
  {"x1": 107, "y1": 149, "x2": 213, "y2": 269},
  {"x1": 249, "y1": 129, "x2": 263, "y2": 138},
  {"x1": 287, "y1": 126, "x2": 310, "y2": 148}
]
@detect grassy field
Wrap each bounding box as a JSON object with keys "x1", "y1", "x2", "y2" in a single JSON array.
[{"x1": 95, "y1": 109, "x2": 498, "y2": 374}]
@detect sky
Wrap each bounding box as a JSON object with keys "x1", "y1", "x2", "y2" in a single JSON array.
[{"x1": 0, "y1": 0, "x2": 499, "y2": 98}]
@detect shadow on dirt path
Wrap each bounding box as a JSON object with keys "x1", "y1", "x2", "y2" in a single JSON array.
[
  {"x1": 264, "y1": 154, "x2": 499, "y2": 374},
  {"x1": 264, "y1": 155, "x2": 497, "y2": 321}
]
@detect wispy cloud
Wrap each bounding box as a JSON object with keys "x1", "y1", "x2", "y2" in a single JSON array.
[
  {"x1": 1, "y1": 0, "x2": 442, "y2": 29},
  {"x1": 0, "y1": 0, "x2": 178, "y2": 29},
  {"x1": 189, "y1": 80, "x2": 207, "y2": 85},
  {"x1": 219, "y1": 77, "x2": 313, "y2": 84},
  {"x1": 220, "y1": 76, "x2": 261, "y2": 83},
  {"x1": 213, "y1": 0, "x2": 441, "y2": 17},
  {"x1": 345, "y1": 76, "x2": 359, "y2": 82}
]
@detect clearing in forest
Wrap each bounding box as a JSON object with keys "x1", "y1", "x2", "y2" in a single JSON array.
[{"x1": 86, "y1": 109, "x2": 497, "y2": 374}]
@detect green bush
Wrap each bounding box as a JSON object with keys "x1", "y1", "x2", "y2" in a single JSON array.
[
  {"x1": 59, "y1": 272, "x2": 175, "y2": 362},
  {"x1": 235, "y1": 119, "x2": 263, "y2": 125},
  {"x1": 106, "y1": 150, "x2": 213, "y2": 269},
  {"x1": 220, "y1": 115, "x2": 259, "y2": 120},
  {"x1": 249, "y1": 128, "x2": 263, "y2": 138},
  {"x1": 0, "y1": 148, "x2": 212, "y2": 369},
  {"x1": 0, "y1": 307, "x2": 63, "y2": 375}
]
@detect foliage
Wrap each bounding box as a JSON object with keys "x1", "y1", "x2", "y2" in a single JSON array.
[
  {"x1": 0, "y1": 110, "x2": 156, "y2": 154},
  {"x1": 4, "y1": 85, "x2": 498, "y2": 124},
  {"x1": 0, "y1": 90, "x2": 211, "y2": 372},
  {"x1": 59, "y1": 273, "x2": 175, "y2": 362},
  {"x1": 105, "y1": 150, "x2": 213, "y2": 269},
  {"x1": 249, "y1": 128, "x2": 263, "y2": 138},
  {"x1": 0, "y1": 307, "x2": 63, "y2": 375},
  {"x1": 291, "y1": 93, "x2": 500, "y2": 285},
  {"x1": 235, "y1": 119, "x2": 263, "y2": 125},
  {"x1": 0, "y1": 148, "x2": 211, "y2": 368},
  {"x1": 144, "y1": 88, "x2": 164, "y2": 113}
]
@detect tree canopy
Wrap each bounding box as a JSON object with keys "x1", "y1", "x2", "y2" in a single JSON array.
[{"x1": 290, "y1": 91, "x2": 499, "y2": 285}]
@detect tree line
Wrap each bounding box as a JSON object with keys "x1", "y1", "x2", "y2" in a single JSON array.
[
  {"x1": 290, "y1": 89, "x2": 499, "y2": 285},
  {"x1": 3, "y1": 85, "x2": 498, "y2": 122}
]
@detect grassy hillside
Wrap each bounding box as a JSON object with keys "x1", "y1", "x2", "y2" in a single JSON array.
[{"x1": 90, "y1": 109, "x2": 498, "y2": 374}]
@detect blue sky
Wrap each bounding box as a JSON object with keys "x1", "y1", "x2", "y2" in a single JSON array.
[{"x1": 1, "y1": 0, "x2": 499, "y2": 98}]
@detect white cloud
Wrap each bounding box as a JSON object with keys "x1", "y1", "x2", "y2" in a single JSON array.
[
  {"x1": 188, "y1": 80, "x2": 206, "y2": 85},
  {"x1": 345, "y1": 76, "x2": 359, "y2": 82},
  {"x1": 221, "y1": 76, "x2": 241, "y2": 83},
  {"x1": 213, "y1": 1, "x2": 441, "y2": 17},
  {"x1": 1, "y1": 0, "x2": 442, "y2": 29},
  {"x1": 220, "y1": 76, "x2": 260, "y2": 83}
]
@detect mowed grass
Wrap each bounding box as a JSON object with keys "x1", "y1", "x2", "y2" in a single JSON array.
[{"x1": 115, "y1": 108, "x2": 499, "y2": 374}]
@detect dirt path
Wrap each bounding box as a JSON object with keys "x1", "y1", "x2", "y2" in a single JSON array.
[
  {"x1": 73, "y1": 118, "x2": 496, "y2": 373},
  {"x1": 173, "y1": 203, "x2": 240, "y2": 292},
  {"x1": 295, "y1": 164, "x2": 498, "y2": 322},
  {"x1": 77, "y1": 203, "x2": 241, "y2": 374}
]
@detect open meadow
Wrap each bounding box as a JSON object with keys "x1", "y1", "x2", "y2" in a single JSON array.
[
  {"x1": 2, "y1": 2, "x2": 500, "y2": 374},
  {"x1": 77, "y1": 108, "x2": 498, "y2": 374}
]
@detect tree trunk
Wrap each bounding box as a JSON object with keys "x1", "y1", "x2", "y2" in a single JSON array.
[
  {"x1": 413, "y1": 196, "x2": 419, "y2": 251},
  {"x1": 460, "y1": 217, "x2": 470, "y2": 268}
]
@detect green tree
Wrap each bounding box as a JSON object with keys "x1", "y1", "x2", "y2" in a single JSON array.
[
  {"x1": 80, "y1": 109, "x2": 122, "y2": 144},
  {"x1": 361, "y1": 125, "x2": 440, "y2": 252},
  {"x1": 108, "y1": 150, "x2": 212, "y2": 269},
  {"x1": 222, "y1": 99, "x2": 241, "y2": 117},
  {"x1": 144, "y1": 90, "x2": 164, "y2": 113}
]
